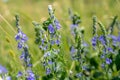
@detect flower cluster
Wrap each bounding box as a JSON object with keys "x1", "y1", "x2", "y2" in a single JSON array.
[
  {"x1": 1, "y1": 5, "x2": 120, "y2": 80},
  {"x1": 90, "y1": 16, "x2": 120, "y2": 79},
  {"x1": 69, "y1": 9, "x2": 81, "y2": 36},
  {"x1": 15, "y1": 15, "x2": 36, "y2": 80},
  {"x1": 33, "y1": 5, "x2": 65, "y2": 79},
  {"x1": 69, "y1": 10, "x2": 89, "y2": 79},
  {"x1": 0, "y1": 65, "x2": 11, "y2": 80}
]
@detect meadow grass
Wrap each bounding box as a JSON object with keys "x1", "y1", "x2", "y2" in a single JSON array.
[{"x1": 0, "y1": 0, "x2": 120, "y2": 79}]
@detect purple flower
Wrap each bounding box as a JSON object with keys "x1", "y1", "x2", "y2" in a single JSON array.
[
  {"x1": 27, "y1": 63, "x2": 32, "y2": 67},
  {"x1": 17, "y1": 42, "x2": 23, "y2": 49},
  {"x1": 41, "y1": 39, "x2": 45, "y2": 44},
  {"x1": 108, "y1": 35, "x2": 117, "y2": 40},
  {"x1": 39, "y1": 45, "x2": 48, "y2": 51},
  {"x1": 44, "y1": 52, "x2": 50, "y2": 57},
  {"x1": 101, "y1": 63, "x2": 105, "y2": 68},
  {"x1": 15, "y1": 31, "x2": 22, "y2": 40},
  {"x1": 48, "y1": 24, "x2": 55, "y2": 33},
  {"x1": 26, "y1": 70, "x2": 35, "y2": 80},
  {"x1": 46, "y1": 68, "x2": 51, "y2": 75},
  {"x1": 43, "y1": 46, "x2": 48, "y2": 51},
  {"x1": 70, "y1": 46, "x2": 76, "y2": 54},
  {"x1": 118, "y1": 33, "x2": 120, "y2": 42},
  {"x1": 70, "y1": 24, "x2": 78, "y2": 30},
  {"x1": 20, "y1": 52, "x2": 25, "y2": 60},
  {"x1": 16, "y1": 71, "x2": 23, "y2": 77},
  {"x1": 100, "y1": 54, "x2": 105, "y2": 59},
  {"x1": 0, "y1": 65, "x2": 8, "y2": 74},
  {"x1": 50, "y1": 40, "x2": 55, "y2": 45},
  {"x1": 92, "y1": 36, "x2": 97, "y2": 47},
  {"x1": 82, "y1": 42, "x2": 88, "y2": 47},
  {"x1": 48, "y1": 60, "x2": 53, "y2": 65},
  {"x1": 113, "y1": 40, "x2": 118, "y2": 46},
  {"x1": 15, "y1": 30, "x2": 28, "y2": 50},
  {"x1": 15, "y1": 34, "x2": 20, "y2": 40},
  {"x1": 21, "y1": 33, "x2": 28, "y2": 42},
  {"x1": 56, "y1": 39, "x2": 60, "y2": 45},
  {"x1": 107, "y1": 47, "x2": 113, "y2": 53},
  {"x1": 5, "y1": 76, "x2": 11, "y2": 80},
  {"x1": 106, "y1": 58, "x2": 112, "y2": 64},
  {"x1": 108, "y1": 35, "x2": 118, "y2": 46},
  {"x1": 15, "y1": 30, "x2": 28, "y2": 42},
  {"x1": 98, "y1": 35, "x2": 106, "y2": 46},
  {"x1": 54, "y1": 19, "x2": 61, "y2": 30},
  {"x1": 70, "y1": 24, "x2": 78, "y2": 35}
]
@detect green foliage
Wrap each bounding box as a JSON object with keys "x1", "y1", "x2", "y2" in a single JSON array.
[{"x1": 0, "y1": 0, "x2": 120, "y2": 80}]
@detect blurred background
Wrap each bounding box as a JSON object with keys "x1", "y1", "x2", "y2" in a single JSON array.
[{"x1": 0, "y1": 0, "x2": 120, "y2": 76}]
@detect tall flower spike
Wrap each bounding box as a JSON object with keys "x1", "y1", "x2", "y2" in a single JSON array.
[
  {"x1": 91, "y1": 16, "x2": 98, "y2": 49},
  {"x1": 48, "y1": 5, "x2": 54, "y2": 20},
  {"x1": 92, "y1": 36, "x2": 97, "y2": 47},
  {"x1": 98, "y1": 21, "x2": 108, "y2": 46},
  {"x1": 15, "y1": 15, "x2": 28, "y2": 49},
  {"x1": 92, "y1": 16, "x2": 97, "y2": 36},
  {"x1": 15, "y1": 15, "x2": 20, "y2": 28},
  {"x1": 15, "y1": 15, "x2": 36, "y2": 79},
  {"x1": 33, "y1": 5, "x2": 63, "y2": 76},
  {"x1": 69, "y1": 9, "x2": 81, "y2": 36},
  {"x1": 48, "y1": 5, "x2": 61, "y2": 31},
  {"x1": 48, "y1": 24, "x2": 55, "y2": 33},
  {"x1": 108, "y1": 16, "x2": 118, "y2": 35}
]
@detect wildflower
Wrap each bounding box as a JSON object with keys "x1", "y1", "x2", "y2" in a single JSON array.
[
  {"x1": 118, "y1": 32, "x2": 120, "y2": 42},
  {"x1": 33, "y1": 5, "x2": 63, "y2": 77},
  {"x1": 50, "y1": 40, "x2": 55, "y2": 45},
  {"x1": 15, "y1": 15, "x2": 36, "y2": 79},
  {"x1": 101, "y1": 63, "x2": 105, "y2": 68},
  {"x1": 44, "y1": 52, "x2": 51, "y2": 58},
  {"x1": 70, "y1": 24, "x2": 78, "y2": 35},
  {"x1": 0, "y1": 65, "x2": 11, "y2": 80},
  {"x1": 98, "y1": 35, "x2": 106, "y2": 46},
  {"x1": 48, "y1": 60, "x2": 53, "y2": 65},
  {"x1": 56, "y1": 39, "x2": 60, "y2": 45},
  {"x1": 17, "y1": 42, "x2": 23, "y2": 49},
  {"x1": 92, "y1": 36, "x2": 97, "y2": 47},
  {"x1": 107, "y1": 47, "x2": 113, "y2": 53},
  {"x1": 70, "y1": 24, "x2": 78, "y2": 30},
  {"x1": 100, "y1": 54, "x2": 105, "y2": 59},
  {"x1": 15, "y1": 30, "x2": 28, "y2": 42},
  {"x1": 108, "y1": 35, "x2": 118, "y2": 46},
  {"x1": 82, "y1": 42, "x2": 88, "y2": 47},
  {"x1": 20, "y1": 52, "x2": 25, "y2": 60},
  {"x1": 54, "y1": 19, "x2": 61, "y2": 30},
  {"x1": 0, "y1": 65, "x2": 8, "y2": 74},
  {"x1": 109, "y1": 35, "x2": 118, "y2": 41},
  {"x1": 48, "y1": 24, "x2": 55, "y2": 33},
  {"x1": 106, "y1": 58, "x2": 112, "y2": 64},
  {"x1": 5, "y1": 76, "x2": 11, "y2": 80},
  {"x1": 26, "y1": 70, "x2": 35, "y2": 80},
  {"x1": 46, "y1": 68, "x2": 51, "y2": 75},
  {"x1": 16, "y1": 71, "x2": 23, "y2": 77},
  {"x1": 70, "y1": 46, "x2": 76, "y2": 54}
]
